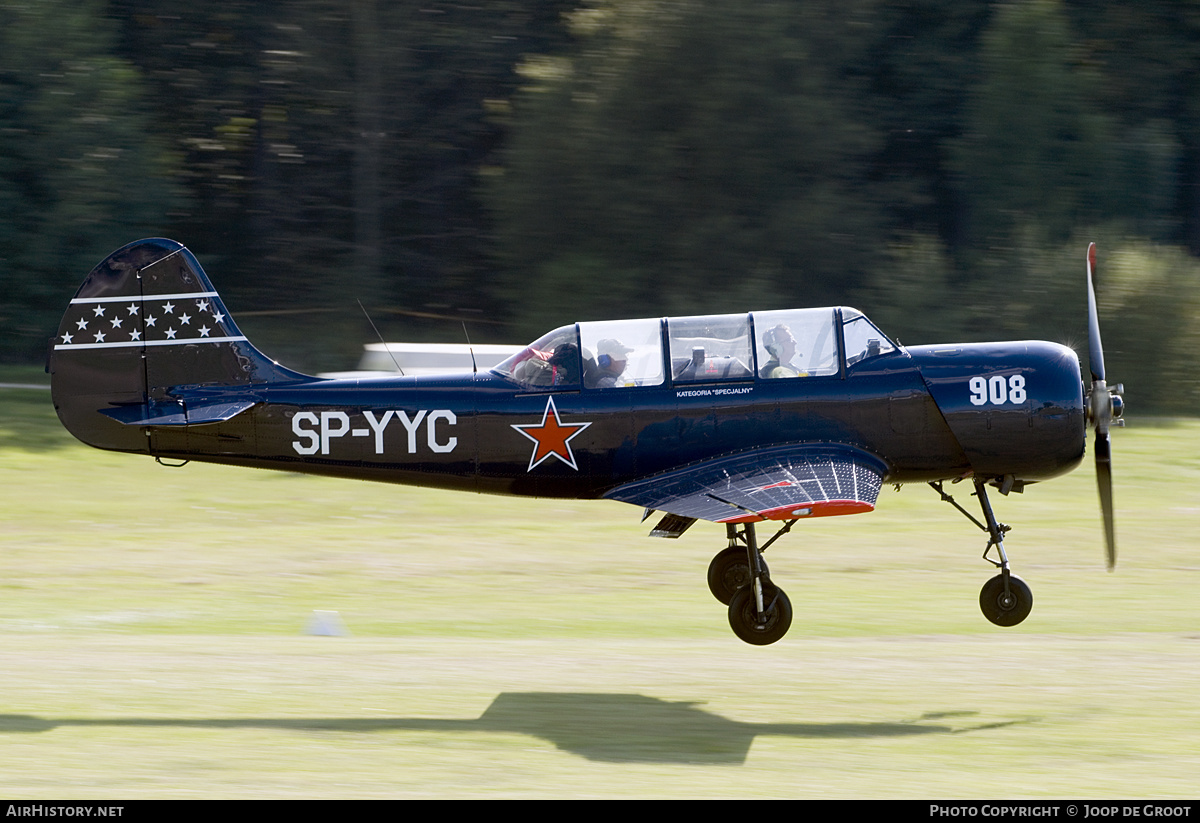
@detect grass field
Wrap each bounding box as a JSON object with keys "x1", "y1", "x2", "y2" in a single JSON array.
[{"x1": 2, "y1": 377, "x2": 1198, "y2": 798}]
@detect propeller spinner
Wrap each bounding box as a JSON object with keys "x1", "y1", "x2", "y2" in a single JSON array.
[{"x1": 1085, "y1": 243, "x2": 1124, "y2": 569}]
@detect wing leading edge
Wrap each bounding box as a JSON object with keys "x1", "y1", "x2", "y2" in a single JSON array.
[{"x1": 604, "y1": 444, "x2": 888, "y2": 529}]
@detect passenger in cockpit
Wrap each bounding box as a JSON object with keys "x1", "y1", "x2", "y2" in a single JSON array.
[{"x1": 588, "y1": 338, "x2": 633, "y2": 388}]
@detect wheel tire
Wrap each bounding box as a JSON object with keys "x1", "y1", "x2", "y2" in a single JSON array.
[
  {"x1": 728, "y1": 582, "x2": 792, "y2": 645},
  {"x1": 707, "y1": 547, "x2": 768, "y2": 605},
  {"x1": 979, "y1": 574, "x2": 1033, "y2": 627}
]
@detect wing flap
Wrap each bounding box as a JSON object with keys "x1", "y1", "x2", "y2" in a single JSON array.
[
  {"x1": 604, "y1": 444, "x2": 888, "y2": 524},
  {"x1": 649, "y1": 513, "x2": 698, "y2": 539}
]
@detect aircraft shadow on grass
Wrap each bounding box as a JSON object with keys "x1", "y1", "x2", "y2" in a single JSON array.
[{"x1": 0, "y1": 693, "x2": 1033, "y2": 764}]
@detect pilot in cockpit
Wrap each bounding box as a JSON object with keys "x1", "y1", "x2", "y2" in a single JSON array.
[
  {"x1": 547, "y1": 343, "x2": 581, "y2": 386},
  {"x1": 760, "y1": 324, "x2": 808, "y2": 379}
]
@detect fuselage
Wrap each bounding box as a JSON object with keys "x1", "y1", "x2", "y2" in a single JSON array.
[{"x1": 135, "y1": 339, "x2": 1085, "y2": 498}]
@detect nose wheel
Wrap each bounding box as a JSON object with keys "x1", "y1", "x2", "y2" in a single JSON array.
[
  {"x1": 930, "y1": 477, "x2": 1034, "y2": 627},
  {"x1": 979, "y1": 572, "x2": 1033, "y2": 626}
]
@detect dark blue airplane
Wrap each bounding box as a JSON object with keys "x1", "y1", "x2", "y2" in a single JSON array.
[{"x1": 48, "y1": 239, "x2": 1122, "y2": 644}]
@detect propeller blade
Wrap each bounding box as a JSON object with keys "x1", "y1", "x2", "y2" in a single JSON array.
[
  {"x1": 1094, "y1": 428, "x2": 1116, "y2": 570},
  {"x1": 1086, "y1": 242, "x2": 1106, "y2": 385},
  {"x1": 1086, "y1": 243, "x2": 1118, "y2": 569}
]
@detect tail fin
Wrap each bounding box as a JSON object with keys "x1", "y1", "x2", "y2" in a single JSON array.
[{"x1": 49, "y1": 238, "x2": 307, "y2": 453}]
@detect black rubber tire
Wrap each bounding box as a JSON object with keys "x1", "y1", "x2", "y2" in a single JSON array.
[
  {"x1": 707, "y1": 547, "x2": 768, "y2": 605},
  {"x1": 728, "y1": 581, "x2": 793, "y2": 645},
  {"x1": 979, "y1": 573, "x2": 1033, "y2": 627}
]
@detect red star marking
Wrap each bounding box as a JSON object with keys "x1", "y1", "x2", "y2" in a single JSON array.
[{"x1": 512, "y1": 396, "x2": 592, "y2": 471}]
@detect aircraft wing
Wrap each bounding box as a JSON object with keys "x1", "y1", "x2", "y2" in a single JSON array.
[{"x1": 603, "y1": 444, "x2": 888, "y2": 530}]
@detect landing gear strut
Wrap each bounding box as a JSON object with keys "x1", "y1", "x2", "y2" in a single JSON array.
[
  {"x1": 930, "y1": 478, "x2": 1034, "y2": 627},
  {"x1": 710, "y1": 521, "x2": 794, "y2": 645}
]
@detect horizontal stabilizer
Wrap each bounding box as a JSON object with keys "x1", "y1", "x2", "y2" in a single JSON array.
[{"x1": 99, "y1": 398, "x2": 258, "y2": 427}]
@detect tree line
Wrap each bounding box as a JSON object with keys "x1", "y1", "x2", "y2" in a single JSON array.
[{"x1": 2, "y1": 0, "x2": 1198, "y2": 412}]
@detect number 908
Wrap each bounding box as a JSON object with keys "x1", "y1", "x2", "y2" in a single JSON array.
[{"x1": 969, "y1": 374, "x2": 1026, "y2": 406}]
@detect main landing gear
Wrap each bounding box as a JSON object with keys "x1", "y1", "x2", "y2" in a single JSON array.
[
  {"x1": 708, "y1": 521, "x2": 795, "y2": 645},
  {"x1": 930, "y1": 477, "x2": 1033, "y2": 627},
  {"x1": 706, "y1": 478, "x2": 1035, "y2": 643}
]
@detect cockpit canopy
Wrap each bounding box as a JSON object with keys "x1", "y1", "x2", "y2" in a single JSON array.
[{"x1": 493, "y1": 307, "x2": 895, "y2": 390}]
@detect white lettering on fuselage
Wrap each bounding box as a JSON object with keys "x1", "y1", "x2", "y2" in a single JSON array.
[
  {"x1": 675, "y1": 387, "x2": 754, "y2": 398},
  {"x1": 291, "y1": 409, "x2": 457, "y2": 456}
]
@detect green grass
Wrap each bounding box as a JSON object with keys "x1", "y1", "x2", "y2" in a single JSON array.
[{"x1": 2, "y1": 381, "x2": 1199, "y2": 797}]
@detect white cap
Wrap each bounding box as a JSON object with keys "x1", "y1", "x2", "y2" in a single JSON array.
[{"x1": 597, "y1": 338, "x2": 633, "y2": 359}]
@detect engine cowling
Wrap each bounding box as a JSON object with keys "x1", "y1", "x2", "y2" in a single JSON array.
[{"x1": 908, "y1": 341, "x2": 1086, "y2": 482}]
